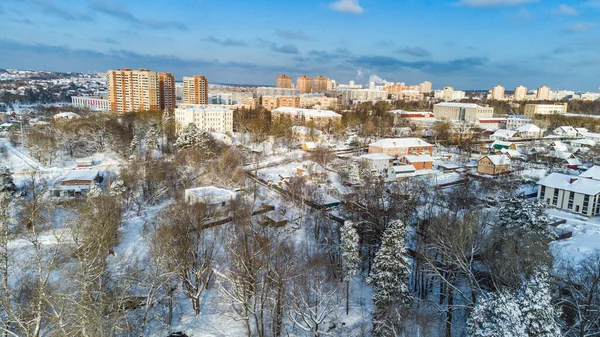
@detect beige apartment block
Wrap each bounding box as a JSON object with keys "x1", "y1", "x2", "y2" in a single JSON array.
[
  {"x1": 514, "y1": 85, "x2": 527, "y2": 101},
  {"x1": 490, "y1": 85, "x2": 505, "y2": 100},
  {"x1": 296, "y1": 76, "x2": 312, "y2": 94},
  {"x1": 536, "y1": 86, "x2": 551, "y2": 100},
  {"x1": 183, "y1": 76, "x2": 209, "y2": 105},
  {"x1": 276, "y1": 75, "x2": 292, "y2": 88},
  {"x1": 107, "y1": 68, "x2": 163, "y2": 113}
]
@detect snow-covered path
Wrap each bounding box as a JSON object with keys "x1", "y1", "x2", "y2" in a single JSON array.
[{"x1": 1, "y1": 138, "x2": 41, "y2": 171}]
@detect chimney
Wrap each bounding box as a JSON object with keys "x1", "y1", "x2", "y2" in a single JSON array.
[{"x1": 570, "y1": 178, "x2": 578, "y2": 184}]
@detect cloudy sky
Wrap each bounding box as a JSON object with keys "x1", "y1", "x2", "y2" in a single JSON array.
[{"x1": 0, "y1": 0, "x2": 599, "y2": 91}]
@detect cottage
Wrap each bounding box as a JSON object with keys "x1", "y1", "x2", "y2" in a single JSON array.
[
  {"x1": 537, "y1": 173, "x2": 600, "y2": 216},
  {"x1": 301, "y1": 142, "x2": 317, "y2": 152},
  {"x1": 490, "y1": 129, "x2": 520, "y2": 141},
  {"x1": 359, "y1": 153, "x2": 393, "y2": 174},
  {"x1": 552, "y1": 126, "x2": 578, "y2": 138},
  {"x1": 477, "y1": 155, "x2": 511, "y2": 175},
  {"x1": 53, "y1": 170, "x2": 104, "y2": 198},
  {"x1": 401, "y1": 155, "x2": 434, "y2": 170},
  {"x1": 184, "y1": 186, "x2": 238, "y2": 213},
  {"x1": 516, "y1": 124, "x2": 543, "y2": 139},
  {"x1": 580, "y1": 166, "x2": 600, "y2": 180},
  {"x1": 499, "y1": 149, "x2": 522, "y2": 159},
  {"x1": 296, "y1": 160, "x2": 328, "y2": 182},
  {"x1": 491, "y1": 141, "x2": 517, "y2": 151},
  {"x1": 368, "y1": 138, "x2": 433, "y2": 157},
  {"x1": 387, "y1": 165, "x2": 417, "y2": 180}
]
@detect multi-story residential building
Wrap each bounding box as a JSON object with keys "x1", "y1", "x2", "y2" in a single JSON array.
[
  {"x1": 433, "y1": 102, "x2": 494, "y2": 121},
  {"x1": 278, "y1": 96, "x2": 300, "y2": 108},
  {"x1": 71, "y1": 96, "x2": 110, "y2": 111},
  {"x1": 514, "y1": 85, "x2": 528, "y2": 101},
  {"x1": 158, "y1": 72, "x2": 176, "y2": 111},
  {"x1": 299, "y1": 95, "x2": 337, "y2": 109},
  {"x1": 536, "y1": 86, "x2": 551, "y2": 100},
  {"x1": 368, "y1": 138, "x2": 433, "y2": 157},
  {"x1": 107, "y1": 68, "x2": 163, "y2": 113},
  {"x1": 256, "y1": 87, "x2": 299, "y2": 96},
  {"x1": 490, "y1": 85, "x2": 505, "y2": 100},
  {"x1": 174, "y1": 105, "x2": 233, "y2": 134},
  {"x1": 537, "y1": 172, "x2": 600, "y2": 216},
  {"x1": 311, "y1": 76, "x2": 329, "y2": 93},
  {"x1": 506, "y1": 117, "x2": 533, "y2": 130},
  {"x1": 443, "y1": 86, "x2": 454, "y2": 101},
  {"x1": 183, "y1": 76, "x2": 209, "y2": 105},
  {"x1": 276, "y1": 75, "x2": 292, "y2": 88},
  {"x1": 524, "y1": 103, "x2": 568, "y2": 118},
  {"x1": 334, "y1": 88, "x2": 389, "y2": 104},
  {"x1": 271, "y1": 107, "x2": 341, "y2": 126},
  {"x1": 261, "y1": 96, "x2": 279, "y2": 111},
  {"x1": 296, "y1": 76, "x2": 312, "y2": 94},
  {"x1": 240, "y1": 97, "x2": 257, "y2": 109},
  {"x1": 208, "y1": 92, "x2": 252, "y2": 105},
  {"x1": 419, "y1": 81, "x2": 432, "y2": 94}
]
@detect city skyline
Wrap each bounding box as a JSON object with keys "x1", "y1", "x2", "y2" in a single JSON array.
[{"x1": 0, "y1": 0, "x2": 599, "y2": 90}]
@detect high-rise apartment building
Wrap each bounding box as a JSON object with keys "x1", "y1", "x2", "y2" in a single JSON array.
[
  {"x1": 536, "y1": 86, "x2": 551, "y2": 100},
  {"x1": 443, "y1": 86, "x2": 454, "y2": 101},
  {"x1": 158, "y1": 72, "x2": 176, "y2": 111},
  {"x1": 296, "y1": 76, "x2": 312, "y2": 94},
  {"x1": 276, "y1": 75, "x2": 292, "y2": 88},
  {"x1": 183, "y1": 76, "x2": 209, "y2": 105},
  {"x1": 311, "y1": 76, "x2": 329, "y2": 93},
  {"x1": 490, "y1": 85, "x2": 505, "y2": 100},
  {"x1": 419, "y1": 81, "x2": 432, "y2": 94},
  {"x1": 107, "y1": 68, "x2": 176, "y2": 113},
  {"x1": 514, "y1": 85, "x2": 527, "y2": 101}
]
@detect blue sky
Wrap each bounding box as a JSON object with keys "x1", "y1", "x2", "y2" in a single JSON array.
[{"x1": 0, "y1": 0, "x2": 599, "y2": 91}]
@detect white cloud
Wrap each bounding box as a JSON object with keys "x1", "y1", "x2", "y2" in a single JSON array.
[
  {"x1": 330, "y1": 0, "x2": 363, "y2": 14},
  {"x1": 555, "y1": 4, "x2": 578, "y2": 15},
  {"x1": 564, "y1": 22, "x2": 596, "y2": 33},
  {"x1": 583, "y1": 0, "x2": 600, "y2": 8},
  {"x1": 455, "y1": 0, "x2": 538, "y2": 7}
]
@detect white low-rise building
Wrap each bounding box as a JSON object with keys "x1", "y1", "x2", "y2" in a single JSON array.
[
  {"x1": 433, "y1": 102, "x2": 494, "y2": 122},
  {"x1": 506, "y1": 118, "x2": 533, "y2": 130},
  {"x1": 175, "y1": 105, "x2": 233, "y2": 134},
  {"x1": 185, "y1": 186, "x2": 238, "y2": 213},
  {"x1": 537, "y1": 172, "x2": 600, "y2": 216},
  {"x1": 71, "y1": 96, "x2": 110, "y2": 111},
  {"x1": 516, "y1": 124, "x2": 543, "y2": 138},
  {"x1": 553, "y1": 126, "x2": 578, "y2": 138},
  {"x1": 491, "y1": 129, "x2": 520, "y2": 141},
  {"x1": 272, "y1": 107, "x2": 342, "y2": 126},
  {"x1": 360, "y1": 153, "x2": 393, "y2": 174}
]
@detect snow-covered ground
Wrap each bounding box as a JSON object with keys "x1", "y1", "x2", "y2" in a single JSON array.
[{"x1": 548, "y1": 209, "x2": 600, "y2": 262}]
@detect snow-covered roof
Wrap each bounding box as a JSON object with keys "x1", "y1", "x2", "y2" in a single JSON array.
[
  {"x1": 62, "y1": 169, "x2": 100, "y2": 182},
  {"x1": 292, "y1": 126, "x2": 322, "y2": 135},
  {"x1": 185, "y1": 186, "x2": 237, "y2": 204},
  {"x1": 516, "y1": 124, "x2": 541, "y2": 133},
  {"x1": 480, "y1": 155, "x2": 511, "y2": 166},
  {"x1": 272, "y1": 107, "x2": 341, "y2": 118},
  {"x1": 403, "y1": 155, "x2": 434, "y2": 163},
  {"x1": 476, "y1": 118, "x2": 506, "y2": 123},
  {"x1": 176, "y1": 105, "x2": 233, "y2": 113},
  {"x1": 553, "y1": 126, "x2": 577, "y2": 134},
  {"x1": 576, "y1": 128, "x2": 588, "y2": 133},
  {"x1": 388, "y1": 110, "x2": 433, "y2": 117},
  {"x1": 571, "y1": 139, "x2": 596, "y2": 146},
  {"x1": 492, "y1": 140, "x2": 516, "y2": 147},
  {"x1": 434, "y1": 102, "x2": 483, "y2": 108},
  {"x1": 369, "y1": 138, "x2": 432, "y2": 148},
  {"x1": 538, "y1": 173, "x2": 600, "y2": 195},
  {"x1": 500, "y1": 149, "x2": 522, "y2": 158},
  {"x1": 303, "y1": 142, "x2": 317, "y2": 149},
  {"x1": 580, "y1": 166, "x2": 600, "y2": 180},
  {"x1": 53, "y1": 112, "x2": 81, "y2": 119},
  {"x1": 492, "y1": 129, "x2": 519, "y2": 138},
  {"x1": 551, "y1": 151, "x2": 574, "y2": 160},
  {"x1": 390, "y1": 165, "x2": 416, "y2": 173},
  {"x1": 360, "y1": 153, "x2": 393, "y2": 160},
  {"x1": 437, "y1": 163, "x2": 460, "y2": 169},
  {"x1": 567, "y1": 158, "x2": 582, "y2": 166}
]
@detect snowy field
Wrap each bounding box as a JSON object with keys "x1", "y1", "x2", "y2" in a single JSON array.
[{"x1": 548, "y1": 208, "x2": 600, "y2": 262}]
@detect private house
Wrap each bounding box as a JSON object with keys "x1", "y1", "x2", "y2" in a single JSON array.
[
  {"x1": 296, "y1": 160, "x2": 328, "y2": 182},
  {"x1": 184, "y1": 186, "x2": 238, "y2": 213},
  {"x1": 400, "y1": 155, "x2": 434, "y2": 170},
  {"x1": 490, "y1": 141, "x2": 517, "y2": 152},
  {"x1": 537, "y1": 173, "x2": 600, "y2": 216},
  {"x1": 516, "y1": 124, "x2": 543, "y2": 139},
  {"x1": 387, "y1": 165, "x2": 417, "y2": 180},
  {"x1": 490, "y1": 129, "x2": 520, "y2": 141},
  {"x1": 0, "y1": 123, "x2": 18, "y2": 131},
  {"x1": 499, "y1": 149, "x2": 523, "y2": 159},
  {"x1": 571, "y1": 139, "x2": 596, "y2": 148},
  {"x1": 360, "y1": 153, "x2": 393, "y2": 174},
  {"x1": 553, "y1": 126, "x2": 578, "y2": 138},
  {"x1": 580, "y1": 166, "x2": 600, "y2": 180},
  {"x1": 475, "y1": 118, "x2": 507, "y2": 131},
  {"x1": 53, "y1": 112, "x2": 81, "y2": 120},
  {"x1": 301, "y1": 142, "x2": 317, "y2": 152},
  {"x1": 368, "y1": 138, "x2": 433, "y2": 157},
  {"x1": 477, "y1": 155, "x2": 511, "y2": 175},
  {"x1": 52, "y1": 170, "x2": 104, "y2": 198}
]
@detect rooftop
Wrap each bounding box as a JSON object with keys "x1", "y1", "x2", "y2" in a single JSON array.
[
  {"x1": 176, "y1": 105, "x2": 233, "y2": 113},
  {"x1": 403, "y1": 154, "x2": 434, "y2": 162},
  {"x1": 480, "y1": 155, "x2": 511, "y2": 166},
  {"x1": 434, "y1": 102, "x2": 483, "y2": 108},
  {"x1": 360, "y1": 153, "x2": 394, "y2": 160},
  {"x1": 272, "y1": 107, "x2": 341, "y2": 118},
  {"x1": 186, "y1": 186, "x2": 238, "y2": 204},
  {"x1": 580, "y1": 166, "x2": 600, "y2": 180},
  {"x1": 369, "y1": 138, "x2": 432, "y2": 148},
  {"x1": 62, "y1": 169, "x2": 100, "y2": 182},
  {"x1": 538, "y1": 173, "x2": 600, "y2": 196}
]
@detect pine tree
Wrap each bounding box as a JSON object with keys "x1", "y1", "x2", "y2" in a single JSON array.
[
  {"x1": 146, "y1": 125, "x2": 160, "y2": 151},
  {"x1": 340, "y1": 220, "x2": 360, "y2": 315},
  {"x1": 87, "y1": 183, "x2": 103, "y2": 199},
  {"x1": 517, "y1": 268, "x2": 562, "y2": 337},
  {"x1": 368, "y1": 220, "x2": 411, "y2": 336},
  {"x1": 109, "y1": 179, "x2": 127, "y2": 197},
  {"x1": 175, "y1": 123, "x2": 199, "y2": 150},
  {"x1": 0, "y1": 167, "x2": 16, "y2": 194},
  {"x1": 467, "y1": 291, "x2": 525, "y2": 337},
  {"x1": 498, "y1": 198, "x2": 555, "y2": 241}
]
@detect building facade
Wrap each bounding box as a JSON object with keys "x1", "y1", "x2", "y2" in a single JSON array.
[
  {"x1": 524, "y1": 103, "x2": 568, "y2": 118},
  {"x1": 183, "y1": 76, "x2": 209, "y2": 105},
  {"x1": 296, "y1": 76, "x2": 312, "y2": 94},
  {"x1": 537, "y1": 172, "x2": 600, "y2": 216},
  {"x1": 158, "y1": 72, "x2": 176, "y2": 111},
  {"x1": 271, "y1": 107, "x2": 341, "y2": 126},
  {"x1": 311, "y1": 76, "x2": 329, "y2": 93},
  {"x1": 419, "y1": 81, "x2": 432, "y2": 94},
  {"x1": 513, "y1": 86, "x2": 528, "y2": 101},
  {"x1": 433, "y1": 102, "x2": 494, "y2": 121},
  {"x1": 276, "y1": 75, "x2": 292, "y2": 88},
  {"x1": 71, "y1": 96, "x2": 110, "y2": 111},
  {"x1": 477, "y1": 155, "x2": 511, "y2": 175},
  {"x1": 536, "y1": 86, "x2": 551, "y2": 100},
  {"x1": 107, "y1": 68, "x2": 163, "y2": 113},
  {"x1": 174, "y1": 105, "x2": 233, "y2": 134},
  {"x1": 368, "y1": 138, "x2": 433, "y2": 157},
  {"x1": 490, "y1": 85, "x2": 505, "y2": 100}
]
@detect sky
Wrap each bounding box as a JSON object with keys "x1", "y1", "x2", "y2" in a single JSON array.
[{"x1": 0, "y1": 0, "x2": 599, "y2": 91}]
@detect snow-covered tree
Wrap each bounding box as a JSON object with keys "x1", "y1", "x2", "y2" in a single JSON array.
[
  {"x1": 174, "y1": 123, "x2": 214, "y2": 155},
  {"x1": 0, "y1": 167, "x2": 16, "y2": 194},
  {"x1": 109, "y1": 179, "x2": 127, "y2": 197},
  {"x1": 368, "y1": 220, "x2": 411, "y2": 336},
  {"x1": 497, "y1": 198, "x2": 555, "y2": 241},
  {"x1": 87, "y1": 183, "x2": 103, "y2": 199},
  {"x1": 129, "y1": 132, "x2": 140, "y2": 156},
  {"x1": 467, "y1": 291, "x2": 525, "y2": 337},
  {"x1": 145, "y1": 125, "x2": 160, "y2": 150},
  {"x1": 340, "y1": 220, "x2": 360, "y2": 315},
  {"x1": 517, "y1": 268, "x2": 561, "y2": 337}
]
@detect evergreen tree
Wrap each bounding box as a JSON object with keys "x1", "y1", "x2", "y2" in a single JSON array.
[
  {"x1": 87, "y1": 183, "x2": 103, "y2": 199},
  {"x1": 517, "y1": 268, "x2": 562, "y2": 337},
  {"x1": 146, "y1": 125, "x2": 160, "y2": 150},
  {"x1": 340, "y1": 220, "x2": 360, "y2": 315},
  {"x1": 129, "y1": 133, "x2": 140, "y2": 156},
  {"x1": 467, "y1": 291, "x2": 525, "y2": 337},
  {"x1": 497, "y1": 198, "x2": 555, "y2": 241},
  {"x1": 109, "y1": 179, "x2": 127, "y2": 197},
  {"x1": 368, "y1": 220, "x2": 411, "y2": 336},
  {"x1": 0, "y1": 167, "x2": 16, "y2": 194},
  {"x1": 175, "y1": 123, "x2": 200, "y2": 150}
]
